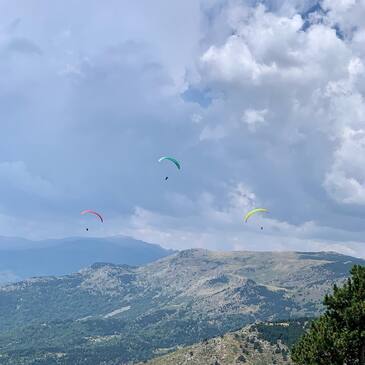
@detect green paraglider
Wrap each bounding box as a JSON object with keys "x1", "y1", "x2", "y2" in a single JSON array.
[
  {"x1": 244, "y1": 208, "x2": 268, "y2": 222},
  {"x1": 158, "y1": 156, "x2": 181, "y2": 170}
]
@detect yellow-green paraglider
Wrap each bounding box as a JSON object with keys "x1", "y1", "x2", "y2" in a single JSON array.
[{"x1": 244, "y1": 208, "x2": 268, "y2": 223}]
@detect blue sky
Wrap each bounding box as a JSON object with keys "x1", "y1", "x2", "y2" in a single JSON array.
[{"x1": 0, "y1": 0, "x2": 365, "y2": 258}]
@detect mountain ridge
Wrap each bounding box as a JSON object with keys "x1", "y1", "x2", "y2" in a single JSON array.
[{"x1": 0, "y1": 249, "x2": 363, "y2": 364}]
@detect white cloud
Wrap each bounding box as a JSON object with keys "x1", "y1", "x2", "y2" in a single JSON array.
[
  {"x1": 201, "y1": 8, "x2": 348, "y2": 87},
  {"x1": 242, "y1": 108, "x2": 268, "y2": 132},
  {"x1": 176, "y1": 0, "x2": 365, "y2": 257},
  {"x1": 201, "y1": 35, "x2": 278, "y2": 84},
  {"x1": 107, "y1": 0, "x2": 365, "y2": 258},
  {"x1": 117, "y1": 183, "x2": 365, "y2": 258},
  {"x1": 324, "y1": 0, "x2": 357, "y2": 13},
  {"x1": 348, "y1": 57, "x2": 364, "y2": 79},
  {"x1": 0, "y1": 0, "x2": 365, "y2": 258},
  {"x1": 324, "y1": 128, "x2": 365, "y2": 204}
]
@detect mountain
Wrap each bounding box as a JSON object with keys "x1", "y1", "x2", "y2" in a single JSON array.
[
  {"x1": 0, "y1": 249, "x2": 363, "y2": 364},
  {"x1": 140, "y1": 319, "x2": 310, "y2": 365},
  {"x1": 0, "y1": 235, "x2": 174, "y2": 283}
]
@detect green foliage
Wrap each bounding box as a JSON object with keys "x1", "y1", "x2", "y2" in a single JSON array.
[
  {"x1": 255, "y1": 318, "x2": 310, "y2": 348},
  {"x1": 291, "y1": 265, "x2": 365, "y2": 365}
]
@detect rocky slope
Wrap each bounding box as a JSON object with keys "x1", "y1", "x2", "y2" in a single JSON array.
[{"x1": 139, "y1": 320, "x2": 309, "y2": 365}]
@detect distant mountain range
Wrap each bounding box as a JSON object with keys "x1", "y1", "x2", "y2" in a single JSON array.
[
  {"x1": 0, "y1": 235, "x2": 174, "y2": 283},
  {"x1": 0, "y1": 249, "x2": 363, "y2": 364}
]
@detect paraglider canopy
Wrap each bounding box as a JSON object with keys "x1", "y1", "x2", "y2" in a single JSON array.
[
  {"x1": 158, "y1": 156, "x2": 181, "y2": 170},
  {"x1": 244, "y1": 208, "x2": 268, "y2": 222},
  {"x1": 80, "y1": 210, "x2": 104, "y2": 223}
]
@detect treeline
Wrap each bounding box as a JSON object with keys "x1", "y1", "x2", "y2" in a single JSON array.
[
  {"x1": 292, "y1": 265, "x2": 365, "y2": 365},
  {"x1": 254, "y1": 318, "x2": 311, "y2": 349}
]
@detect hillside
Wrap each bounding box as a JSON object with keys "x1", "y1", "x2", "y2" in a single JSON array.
[
  {"x1": 0, "y1": 235, "x2": 174, "y2": 283},
  {"x1": 0, "y1": 249, "x2": 363, "y2": 364},
  {"x1": 140, "y1": 319, "x2": 310, "y2": 365}
]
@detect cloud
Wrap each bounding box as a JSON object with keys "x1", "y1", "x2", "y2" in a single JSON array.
[
  {"x1": 201, "y1": 33, "x2": 278, "y2": 83},
  {"x1": 180, "y1": 0, "x2": 365, "y2": 257},
  {"x1": 0, "y1": 161, "x2": 60, "y2": 225},
  {"x1": 200, "y1": 5, "x2": 348, "y2": 86},
  {"x1": 324, "y1": 128, "x2": 365, "y2": 204},
  {"x1": 0, "y1": 161, "x2": 54, "y2": 197},
  {"x1": 118, "y1": 182, "x2": 365, "y2": 258},
  {"x1": 199, "y1": 125, "x2": 227, "y2": 140},
  {"x1": 0, "y1": 0, "x2": 364, "y2": 258},
  {"x1": 242, "y1": 108, "x2": 268, "y2": 132}
]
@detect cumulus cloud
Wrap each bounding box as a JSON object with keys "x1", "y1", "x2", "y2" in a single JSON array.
[
  {"x1": 0, "y1": 0, "x2": 365, "y2": 258},
  {"x1": 324, "y1": 128, "x2": 365, "y2": 204},
  {"x1": 182, "y1": 0, "x2": 365, "y2": 256},
  {"x1": 118, "y1": 183, "x2": 365, "y2": 258}
]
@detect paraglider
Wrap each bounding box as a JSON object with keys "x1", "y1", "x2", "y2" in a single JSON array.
[
  {"x1": 80, "y1": 210, "x2": 103, "y2": 231},
  {"x1": 244, "y1": 208, "x2": 268, "y2": 230},
  {"x1": 244, "y1": 208, "x2": 268, "y2": 222},
  {"x1": 158, "y1": 156, "x2": 181, "y2": 181},
  {"x1": 80, "y1": 210, "x2": 104, "y2": 222},
  {"x1": 158, "y1": 156, "x2": 181, "y2": 170}
]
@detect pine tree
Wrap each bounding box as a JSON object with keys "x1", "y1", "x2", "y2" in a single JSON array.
[{"x1": 292, "y1": 265, "x2": 365, "y2": 364}]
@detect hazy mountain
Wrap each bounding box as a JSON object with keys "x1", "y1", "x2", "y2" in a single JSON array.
[
  {"x1": 0, "y1": 249, "x2": 363, "y2": 364},
  {"x1": 0, "y1": 235, "x2": 174, "y2": 283}
]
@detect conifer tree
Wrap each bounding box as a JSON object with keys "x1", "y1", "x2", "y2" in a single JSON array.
[{"x1": 292, "y1": 265, "x2": 365, "y2": 364}]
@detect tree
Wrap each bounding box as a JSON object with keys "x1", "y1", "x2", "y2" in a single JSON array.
[{"x1": 292, "y1": 265, "x2": 365, "y2": 365}]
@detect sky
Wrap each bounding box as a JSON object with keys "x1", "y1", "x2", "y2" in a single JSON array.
[{"x1": 1, "y1": 0, "x2": 365, "y2": 258}]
